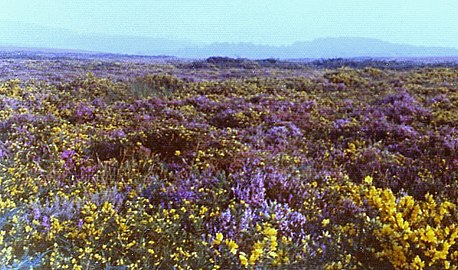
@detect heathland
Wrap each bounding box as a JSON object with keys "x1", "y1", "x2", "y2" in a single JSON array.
[{"x1": 0, "y1": 53, "x2": 457, "y2": 269}]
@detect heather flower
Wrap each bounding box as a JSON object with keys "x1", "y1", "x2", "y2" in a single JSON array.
[
  {"x1": 41, "y1": 216, "x2": 50, "y2": 229},
  {"x1": 0, "y1": 148, "x2": 6, "y2": 158}
]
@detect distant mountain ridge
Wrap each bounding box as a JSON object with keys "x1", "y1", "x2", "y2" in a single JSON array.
[
  {"x1": 0, "y1": 21, "x2": 198, "y2": 56},
  {"x1": 1, "y1": 22, "x2": 458, "y2": 58},
  {"x1": 179, "y1": 38, "x2": 458, "y2": 58}
]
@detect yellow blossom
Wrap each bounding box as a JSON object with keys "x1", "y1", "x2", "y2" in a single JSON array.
[
  {"x1": 363, "y1": 176, "x2": 373, "y2": 185},
  {"x1": 263, "y1": 227, "x2": 277, "y2": 237},
  {"x1": 239, "y1": 253, "x2": 248, "y2": 267},
  {"x1": 322, "y1": 219, "x2": 330, "y2": 227},
  {"x1": 225, "y1": 239, "x2": 239, "y2": 254},
  {"x1": 213, "y1": 233, "x2": 223, "y2": 245},
  {"x1": 412, "y1": 255, "x2": 425, "y2": 269}
]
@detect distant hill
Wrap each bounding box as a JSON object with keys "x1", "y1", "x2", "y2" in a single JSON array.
[
  {"x1": 0, "y1": 21, "x2": 198, "y2": 56},
  {"x1": 177, "y1": 38, "x2": 458, "y2": 58},
  {"x1": 2, "y1": 22, "x2": 458, "y2": 58},
  {"x1": 288, "y1": 37, "x2": 458, "y2": 58}
]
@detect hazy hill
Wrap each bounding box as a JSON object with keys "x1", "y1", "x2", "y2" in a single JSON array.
[
  {"x1": 287, "y1": 37, "x2": 458, "y2": 58},
  {"x1": 178, "y1": 38, "x2": 458, "y2": 58},
  {"x1": 0, "y1": 21, "x2": 197, "y2": 56},
  {"x1": 1, "y1": 22, "x2": 458, "y2": 58}
]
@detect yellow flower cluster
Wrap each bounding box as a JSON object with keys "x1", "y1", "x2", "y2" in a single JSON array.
[
  {"x1": 366, "y1": 186, "x2": 457, "y2": 269},
  {"x1": 329, "y1": 176, "x2": 458, "y2": 269},
  {"x1": 211, "y1": 223, "x2": 294, "y2": 269}
]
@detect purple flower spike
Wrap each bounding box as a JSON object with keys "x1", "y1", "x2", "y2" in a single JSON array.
[
  {"x1": 78, "y1": 219, "x2": 83, "y2": 229},
  {"x1": 61, "y1": 149, "x2": 76, "y2": 160},
  {"x1": 42, "y1": 216, "x2": 50, "y2": 228}
]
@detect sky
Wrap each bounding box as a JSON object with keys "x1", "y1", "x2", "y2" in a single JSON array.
[{"x1": 1, "y1": 0, "x2": 458, "y2": 48}]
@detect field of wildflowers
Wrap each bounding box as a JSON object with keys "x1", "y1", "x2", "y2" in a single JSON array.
[{"x1": 0, "y1": 54, "x2": 457, "y2": 269}]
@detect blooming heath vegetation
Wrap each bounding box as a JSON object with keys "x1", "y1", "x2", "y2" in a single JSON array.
[{"x1": 0, "y1": 55, "x2": 457, "y2": 269}]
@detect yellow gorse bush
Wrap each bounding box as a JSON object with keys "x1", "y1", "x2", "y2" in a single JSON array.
[
  {"x1": 334, "y1": 176, "x2": 458, "y2": 270},
  {"x1": 367, "y1": 188, "x2": 457, "y2": 269}
]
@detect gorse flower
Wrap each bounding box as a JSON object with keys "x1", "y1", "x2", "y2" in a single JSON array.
[
  {"x1": 239, "y1": 253, "x2": 248, "y2": 267},
  {"x1": 225, "y1": 239, "x2": 238, "y2": 254},
  {"x1": 213, "y1": 233, "x2": 223, "y2": 245}
]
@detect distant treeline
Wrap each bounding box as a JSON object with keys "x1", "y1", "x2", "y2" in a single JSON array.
[
  {"x1": 183, "y1": 56, "x2": 458, "y2": 70},
  {"x1": 2, "y1": 50, "x2": 458, "y2": 70}
]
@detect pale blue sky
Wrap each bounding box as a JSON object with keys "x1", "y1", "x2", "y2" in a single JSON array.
[{"x1": 1, "y1": 0, "x2": 458, "y2": 47}]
